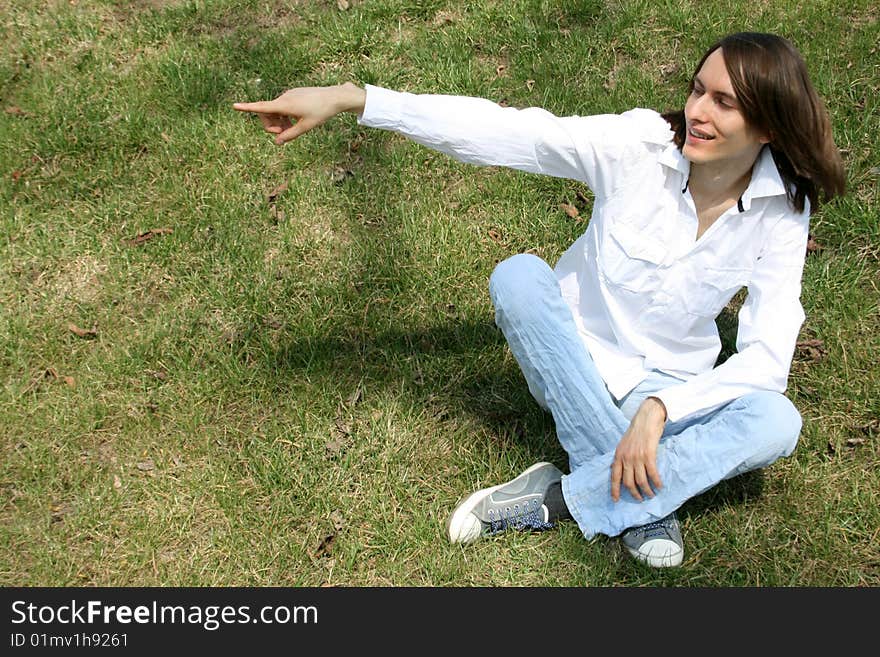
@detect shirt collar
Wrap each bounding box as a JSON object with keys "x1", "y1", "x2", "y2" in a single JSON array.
[
  {"x1": 660, "y1": 143, "x2": 788, "y2": 212},
  {"x1": 739, "y1": 146, "x2": 787, "y2": 211},
  {"x1": 659, "y1": 142, "x2": 690, "y2": 176}
]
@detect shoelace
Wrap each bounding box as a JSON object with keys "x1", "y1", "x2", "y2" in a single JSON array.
[
  {"x1": 486, "y1": 499, "x2": 553, "y2": 535},
  {"x1": 641, "y1": 516, "x2": 675, "y2": 539}
]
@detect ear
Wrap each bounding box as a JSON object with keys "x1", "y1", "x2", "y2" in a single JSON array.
[{"x1": 759, "y1": 130, "x2": 773, "y2": 145}]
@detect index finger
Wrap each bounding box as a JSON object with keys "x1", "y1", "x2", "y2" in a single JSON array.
[{"x1": 232, "y1": 100, "x2": 276, "y2": 114}]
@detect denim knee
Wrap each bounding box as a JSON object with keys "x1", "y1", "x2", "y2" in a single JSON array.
[
  {"x1": 489, "y1": 253, "x2": 556, "y2": 321},
  {"x1": 745, "y1": 391, "x2": 802, "y2": 457},
  {"x1": 723, "y1": 391, "x2": 802, "y2": 478}
]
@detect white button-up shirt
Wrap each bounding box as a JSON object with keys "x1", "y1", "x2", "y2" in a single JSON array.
[{"x1": 358, "y1": 85, "x2": 810, "y2": 422}]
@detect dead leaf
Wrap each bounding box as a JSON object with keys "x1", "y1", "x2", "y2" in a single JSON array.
[
  {"x1": 124, "y1": 227, "x2": 173, "y2": 246},
  {"x1": 334, "y1": 418, "x2": 351, "y2": 436},
  {"x1": 526, "y1": 79, "x2": 535, "y2": 91},
  {"x1": 5, "y1": 105, "x2": 28, "y2": 116},
  {"x1": 113, "y1": 474, "x2": 122, "y2": 489},
  {"x1": 853, "y1": 419, "x2": 879, "y2": 436},
  {"x1": 68, "y1": 323, "x2": 98, "y2": 339},
  {"x1": 325, "y1": 436, "x2": 346, "y2": 455},
  {"x1": 337, "y1": 0, "x2": 349, "y2": 9},
  {"x1": 136, "y1": 459, "x2": 155, "y2": 472},
  {"x1": 32, "y1": 369, "x2": 53, "y2": 393},
  {"x1": 576, "y1": 189, "x2": 591, "y2": 206},
  {"x1": 433, "y1": 10, "x2": 458, "y2": 25},
  {"x1": 263, "y1": 315, "x2": 283, "y2": 330},
  {"x1": 798, "y1": 385, "x2": 818, "y2": 400},
  {"x1": 795, "y1": 338, "x2": 826, "y2": 362},
  {"x1": 496, "y1": 64, "x2": 507, "y2": 77},
  {"x1": 349, "y1": 133, "x2": 365, "y2": 152},
  {"x1": 845, "y1": 437, "x2": 866, "y2": 448},
  {"x1": 26, "y1": 368, "x2": 75, "y2": 392},
  {"x1": 314, "y1": 511, "x2": 346, "y2": 558},
  {"x1": 11, "y1": 171, "x2": 22, "y2": 182},
  {"x1": 314, "y1": 533, "x2": 336, "y2": 558},
  {"x1": 559, "y1": 202, "x2": 580, "y2": 219},
  {"x1": 487, "y1": 228, "x2": 504, "y2": 244},
  {"x1": 267, "y1": 182, "x2": 289, "y2": 204},
  {"x1": 330, "y1": 509, "x2": 345, "y2": 531},
  {"x1": 659, "y1": 62, "x2": 680, "y2": 77},
  {"x1": 50, "y1": 502, "x2": 73, "y2": 523},
  {"x1": 331, "y1": 166, "x2": 353, "y2": 184},
  {"x1": 326, "y1": 416, "x2": 351, "y2": 455},
  {"x1": 806, "y1": 235, "x2": 823, "y2": 255}
]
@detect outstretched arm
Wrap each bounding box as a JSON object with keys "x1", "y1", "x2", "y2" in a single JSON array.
[
  {"x1": 233, "y1": 82, "x2": 366, "y2": 145},
  {"x1": 235, "y1": 83, "x2": 667, "y2": 197}
]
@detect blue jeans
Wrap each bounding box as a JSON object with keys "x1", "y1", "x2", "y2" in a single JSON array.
[{"x1": 489, "y1": 254, "x2": 801, "y2": 539}]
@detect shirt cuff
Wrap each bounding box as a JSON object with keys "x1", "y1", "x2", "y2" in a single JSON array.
[
  {"x1": 651, "y1": 384, "x2": 718, "y2": 424},
  {"x1": 357, "y1": 84, "x2": 402, "y2": 131}
]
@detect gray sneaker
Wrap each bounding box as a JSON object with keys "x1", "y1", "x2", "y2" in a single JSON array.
[
  {"x1": 447, "y1": 462, "x2": 563, "y2": 544},
  {"x1": 621, "y1": 512, "x2": 684, "y2": 567}
]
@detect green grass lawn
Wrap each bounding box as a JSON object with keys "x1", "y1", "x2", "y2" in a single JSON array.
[{"x1": 1, "y1": 0, "x2": 878, "y2": 586}]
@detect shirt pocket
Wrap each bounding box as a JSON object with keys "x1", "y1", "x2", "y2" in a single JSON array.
[
  {"x1": 599, "y1": 222, "x2": 667, "y2": 292},
  {"x1": 681, "y1": 265, "x2": 751, "y2": 318}
]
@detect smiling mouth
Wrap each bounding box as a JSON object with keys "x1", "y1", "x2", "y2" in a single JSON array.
[{"x1": 688, "y1": 126, "x2": 715, "y2": 140}]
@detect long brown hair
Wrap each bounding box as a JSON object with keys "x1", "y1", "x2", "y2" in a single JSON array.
[{"x1": 663, "y1": 32, "x2": 846, "y2": 213}]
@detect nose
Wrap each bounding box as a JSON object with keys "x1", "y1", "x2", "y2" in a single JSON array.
[{"x1": 688, "y1": 91, "x2": 711, "y2": 123}]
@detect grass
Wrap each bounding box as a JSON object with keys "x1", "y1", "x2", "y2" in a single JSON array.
[{"x1": 1, "y1": 0, "x2": 878, "y2": 586}]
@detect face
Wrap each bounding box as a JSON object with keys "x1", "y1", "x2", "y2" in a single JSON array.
[{"x1": 683, "y1": 48, "x2": 769, "y2": 168}]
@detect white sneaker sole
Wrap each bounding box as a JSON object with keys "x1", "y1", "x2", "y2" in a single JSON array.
[
  {"x1": 626, "y1": 540, "x2": 684, "y2": 568},
  {"x1": 447, "y1": 462, "x2": 554, "y2": 544}
]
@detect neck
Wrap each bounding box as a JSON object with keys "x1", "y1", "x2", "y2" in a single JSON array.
[{"x1": 688, "y1": 149, "x2": 762, "y2": 202}]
